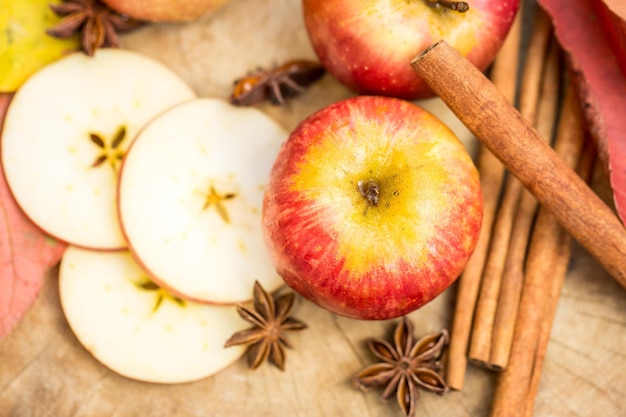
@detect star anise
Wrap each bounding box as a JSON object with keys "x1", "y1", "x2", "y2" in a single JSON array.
[
  {"x1": 353, "y1": 317, "x2": 449, "y2": 417},
  {"x1": 47, "y1": 0, "x2": 145, "y2": 57},
  {"x1": 224, "y1": 281, "x2": 307, "y2": 370}
]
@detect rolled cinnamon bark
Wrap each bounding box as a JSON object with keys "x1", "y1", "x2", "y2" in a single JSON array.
[
  {"x1": 411, "y1": 40, "x2": 626, "y2": 288},
  {"x1": 445, "y1": 7, "x2": 523, "y2": 389}
]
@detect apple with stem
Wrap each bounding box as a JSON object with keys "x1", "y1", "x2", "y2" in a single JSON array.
[
  {"x1": 118, "y1": 98, "x2": 288, "y2": 304},
  {"x1": 1, "y1": 49, "x2": 196, "y2": 251},
  {"x1": 302, "y1": 0, "x2": 520, "y2": 100},
  {"x1": 262, "y1": 95, "x2": 483, "y2": 320},
  {"x1": 59, "y1": 246, "x2": 248, "y2": 383}
]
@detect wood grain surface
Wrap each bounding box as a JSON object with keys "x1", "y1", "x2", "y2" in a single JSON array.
[{"x1": 1, "y1": 1, "x2": 626, "y2": 416}]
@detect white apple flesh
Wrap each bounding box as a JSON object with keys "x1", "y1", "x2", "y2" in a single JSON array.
[
  {"x1": 1, "y1": 49, "x2": 196, "y2": 250},
  {"x1": 118, "y1": 98, "x2": 287, "y2": 304},
  {"x1": 59, "y1": 246, "x2": 248, "y2": 384}
]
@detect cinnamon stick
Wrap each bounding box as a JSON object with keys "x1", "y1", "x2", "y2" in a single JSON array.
[
  {"x1": 410, "y1": 40, "x2": 626, "y2": 288},
  {"x1": 523, "y1": 139, "x2": 596, "y2": 417},
  {"x1": 445, "y1": 7, "x2": 523, "y2": 390},
  {"x1": 488, "y1": 84, "x2": 586, "y2": 417},
  {"x1": 488, "y1": 37, "x2": 562, "y2": 370},
  {"x1": 468, "y1": 8, "x2": 552, "y2": 368}
]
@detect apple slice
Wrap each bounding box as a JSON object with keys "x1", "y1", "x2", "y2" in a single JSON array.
[
  {"x1": 59, "y1": 245, "x2": 248, "y2": 383},
  {"x1": 1, "y1": 49, "x2": 196, "y2": 251},
  {"x1": 118, "y1": 98, "x2": 287, "y2": 304}
]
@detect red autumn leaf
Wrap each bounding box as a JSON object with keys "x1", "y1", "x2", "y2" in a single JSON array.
[
  {"x1": 592, "y1": 0, "x2": 626, "y2": 77},
  {"x1": 0, "y1": 93, "x2": 66, "y2": 340},
  {"x1": 538, "y1": 0, "x2": 626, "y2": 225}
]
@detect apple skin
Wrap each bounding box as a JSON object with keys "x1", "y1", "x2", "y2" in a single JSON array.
[
  {"x1": 302, "y1": 0, "x2": 520, "y2": 100},
  {"x1": 102, "y1": 0, "x2": 231, "y2": 22},
  {"x1": 262, "y1": 96, "x2": 483, "y2": 320}
]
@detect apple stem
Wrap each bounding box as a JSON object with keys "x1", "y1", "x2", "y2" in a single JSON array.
[
  {"x1": 425, "y1": 0, "x2": 469, "y2": 12},
  {"x1": 358, "y1": 179, "x2": 380, "y2": 207}
]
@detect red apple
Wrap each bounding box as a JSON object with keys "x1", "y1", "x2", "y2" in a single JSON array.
[
  {"x1": 101, "y1": 0, "x2": 231, "y2": 22},
  {"x1": 302, "y1": 0, "x2": 520, "y2": 100},
  {"x1": 262, "y1": 95, "x2": 483, "y2": 320}
]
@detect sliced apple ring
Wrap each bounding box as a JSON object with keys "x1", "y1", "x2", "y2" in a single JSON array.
[
  {"x1": 1, "y1": 49, "x2": 196, "y2": 250},
  {"x1": 118, "y1": 98, "x2": 287, "y2": 304},
  {"x1": 59, "y1": 246, "x2": 248, "y2": 383}
]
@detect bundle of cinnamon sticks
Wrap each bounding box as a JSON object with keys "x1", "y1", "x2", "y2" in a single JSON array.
[{"x1": 411, "y1": 4, "x2": 626, "y2": 417}]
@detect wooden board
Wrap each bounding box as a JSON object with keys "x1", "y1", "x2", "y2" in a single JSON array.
[{"x1": 2, "y1": 1, "x2": 626, "y2": 416}]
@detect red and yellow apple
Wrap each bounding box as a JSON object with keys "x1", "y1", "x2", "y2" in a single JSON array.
[
  {"x1": 262, "y1": 95, "x2": 483, "y2": 320},
  {"x1": 302, "y1": 0, "x2": 520, "y2": 99},
  {"x1": 101, "y1": 0, "x2": 231, "y2": 22}
]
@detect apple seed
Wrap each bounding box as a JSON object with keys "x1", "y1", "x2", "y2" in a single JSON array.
[
  {"x1": 203, "y1": 185, "x2": 237, "y2": 223},
  {"x1": 134, "y1": 276, "x2": 186, "y2": 312},
  {"x1": 89, "y1": 125, "x2": 126, "y2": 171}
]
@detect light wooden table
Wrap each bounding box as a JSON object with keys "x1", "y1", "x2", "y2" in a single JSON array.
[{"x1": 1, "y1": 1, "x2": 625, "y2": 416}]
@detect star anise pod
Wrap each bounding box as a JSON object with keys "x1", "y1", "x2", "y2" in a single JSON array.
[
  {"x1": 224, "y1": 281, "x2": 307, "y2": 370},
  {"x1": 47, "y1": 0, "x2": 145, "y2": 57},
  {"x1": 353, "y1": 317, "x2": 449, "y2": 417}
]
